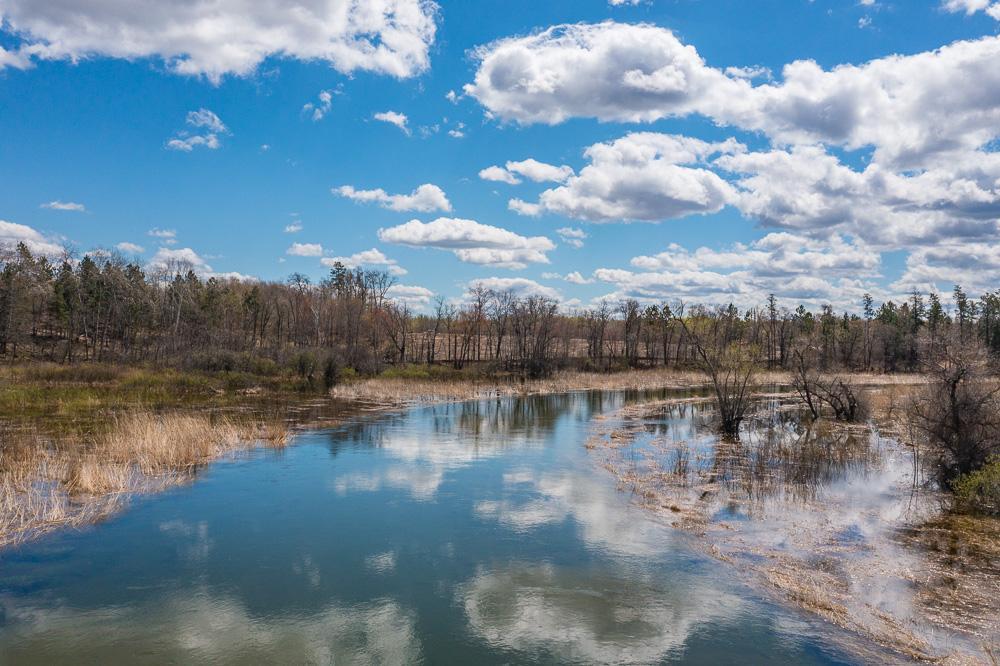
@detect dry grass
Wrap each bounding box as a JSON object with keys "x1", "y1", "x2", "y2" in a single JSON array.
[
  {"x1": 332, "y1": 368, "x2": 928, "y2": 406},
  {"x1": 0, "y1": 412, "x2": 288, "y2": 548}
]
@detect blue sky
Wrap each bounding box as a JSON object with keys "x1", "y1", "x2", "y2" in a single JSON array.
[{"x1": 2, "y1": 0, "x2": 999, "y2": 312}]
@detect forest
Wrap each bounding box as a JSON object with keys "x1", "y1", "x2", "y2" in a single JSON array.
[{"x1": 1, "y1": 242, "x2": 996, "y2": 380}]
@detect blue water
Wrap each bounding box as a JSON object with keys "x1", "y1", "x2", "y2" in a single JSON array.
[{"x1": 0, "y1": 392, "x2": 877, "y2": 664}]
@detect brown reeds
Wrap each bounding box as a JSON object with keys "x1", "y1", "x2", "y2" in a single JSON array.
[{"x1": 0, "y1": 412, "x2": 289, "y2": 548}]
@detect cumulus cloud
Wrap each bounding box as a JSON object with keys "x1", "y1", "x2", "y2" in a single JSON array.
[
  {"x1": 286, "y1": 242, "x2": 324, "y2": 257},
  {"x1": 115, "y1": 242, "x2": 144, "y2": 254},
  {"x1": 893, "y1": 241, "x2": 1000, "y2": 295},
  {"x1": 592, "y1": 233, "x2": 882, "y2": 310},
  {"x1": 0, "y1": 0, "x2": 438, "y2": 83},
  {"x1": 166, "y1": 109, "x2": 228, "y2": 152},
  {"x1": 373, "y1": 110, "x2": 410, "y2": 135},
  {"x1": 40, "y1": 200, "x2": 85, "y2": 212},
  {"x1": 514, "y1": 133, "x2": 741, "y2": 222},
  {"x1": 387, "y1": 284, "x2": 434, "y2": 309},
  {"x1": 334, "y1": 183, "x2": 451, "y2": 212},
  {"x1": 148, "y1": 228, "x2": 176, "y2": 239},
  {"x1": 321, "y1": 248, "x2": 406, "y2": 275},
  {"x1": 479, "y1": 165, "x2": 521, "y2": 185},
  {"x1": 467, "y1": 21, "x2": 1000, "y2": 168},
  {"x1": 942, "y1": 0, "x2": 1000, "y2": 19},
  {"x1": 284, "y1": 222, "x2": 303, "y2": 233},
  {"x1": 466, "y1": 22, "x2": 748, "y2": 126},
  {"x1": 0, "y1": 220, "x2": 65, "y2": 256},
  {"x1": 378, "y1": 217, "x2": 555, "y2": 269},
  {"x1": 717, "y1": 145, "x2": 1000, "y2": 246},
  {"x1": 467, "y1": 277, "x2": 561, "y2": 300},
  {"x1": 480, "y1": 159, "x2": 574, "y2": 185}
]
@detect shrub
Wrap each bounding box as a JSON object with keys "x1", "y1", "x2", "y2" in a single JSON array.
[
  {"x1": 322, "y1": 357, "x2": 340, "y2": 390},
  {"x1": 908, "y1": 338, "x2": 1000, "y2": 487},
  {"x1": 953, "y1": 457, "x2": 1000, "y2": 515}
]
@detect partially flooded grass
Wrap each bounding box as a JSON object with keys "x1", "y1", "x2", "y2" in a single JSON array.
[
  {"x1": 0, "y1": 412, "x2": 289, "y2": 548},
  {"x1": 587, "y1": 390, "x2": 999, "y2": 664}
]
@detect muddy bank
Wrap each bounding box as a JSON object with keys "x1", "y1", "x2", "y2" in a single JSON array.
[{"x1": 586, "y1": 392, "x2": 999, "y2": 664}]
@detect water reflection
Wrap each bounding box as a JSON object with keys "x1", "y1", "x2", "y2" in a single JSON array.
[
  {"x1": 474, "y1": 467, "x2": 671, "y2": 558},
  {"x1": 459, "y1": 562, "x2": 743, "y2": 664},
  {"x1": 0, "y1": 389, "x2": 887, "y2": 664},
  {"x1": 595, "y1": 395, "x2": 994, "y2": 661},
  {"x1": 0, "y1": 593, "x2": 420, "y2": 665}
]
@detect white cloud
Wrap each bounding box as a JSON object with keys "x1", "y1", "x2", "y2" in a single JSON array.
[
  {"x1": 480, "y1": 159, "x2": 574, "y2": 186},
  {"x1": 563, "y1": 271, "x2": 593, "y2": 285},
  {"x1": 716, "y1": 145, "x2": 1000, "y2": 247},
  {"x1": 467, "y1": 277, "x2": 561, "y2": 300},
  {"x1": 592, "y1": 233, "x2": 882, "y2": 311},
  {"x1": 506, "y1": 159, "x2": 574, "y2": 183},
  {"x1": 115, "y1": 242, "x2": 144, "y2": 254},
  {"x1": 334, "y1": 183, "x2": 451, "y2": 212},
  {"x1": 507, "y1": 199, "x2": 542, "y2": 216},
  {"x1": 556, "y1": 227, "x2": 587, "y2": 248},
  {"x1": 284, "y1": 222, "x2": 303, "y2": 233},
  {"x1": 514, "y1": 133, "x2": 741, "y2": 222},
  {"x1": 942, "y1": 0, "x2": 1000, "y2": 18},
  {"x1": 40, "y1": 200, "x2": 86, "y2": 212},
  {"x1": 893, "y1": 241, "x2": 1000, "y2": 295},
  {"x1": 166, "y1": 108, "x2": 228, "y2": 152},
  {"x1": 0, "y1": 0, "x2": 438, "y2": 83},
  {"x1": 630, "y1": 233, "x2": 879, "y2": 277},
  {"x1": 0, "y1": 220, "x2": 64, "y2": 256},
  {"x1": 287, "y1": 242, "x2": 324, "y2": 257},
  {"x1": 186, "y1": 108, "x2": 227, "y2": 133},
  {"x1": 378, "y1": 217, "x2": 555, "y2": 269},
  {"x1": 303, "y1": 89, "x2": 334, "y2": 121},
  {"x1": 387, "y1": 284, "x2": 434, "y2": 308},
  {"x1": 147, "y1": 247, "x2": 254, "y2": 281},
  {"x1": 321, "y1": 248, "x2": 406, "y2": 275},
  {"x1": 465, "y1": 22, "x2": 748, "y2": 125},
  {"x1": 467, "y1": 21, "x2": 1000, "y2": 168},
  {"x1": 148, "y1": 228, "x2": 177, "y2": 239},
  {"x1": 373, "y1": 110, "x2": 411, "y2": 135},
  {"x1": 479, "y1": 166, "x2": 521, "y2": 185}
]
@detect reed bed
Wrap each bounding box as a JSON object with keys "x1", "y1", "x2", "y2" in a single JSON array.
[{"x1": 0, "y1": 412, "x2": 288, "y2": 548}]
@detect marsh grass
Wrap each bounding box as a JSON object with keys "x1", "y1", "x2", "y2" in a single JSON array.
[
  {"x1": 0, "y1": 362, "x2": 320, "y2": 421},
  {"x1": 0, "y1": 412, "x2": 288, "y2": 548},
  {"x1": 331, "y1": 368, "x2": 714, "y2": 405},
  {"x1": 331, "y1": 367, "x2": 926, "y2": 407}
]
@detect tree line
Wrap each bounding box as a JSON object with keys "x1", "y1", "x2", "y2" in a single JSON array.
[{"x1": 1, "y1": 243, "x2": 998, "y2": 378}]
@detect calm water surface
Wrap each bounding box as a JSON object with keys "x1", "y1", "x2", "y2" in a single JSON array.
[{"x1": 0, "y1": 390, "x2": 886, "y2": 664}]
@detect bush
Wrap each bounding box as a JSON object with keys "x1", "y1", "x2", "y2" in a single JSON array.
[
  {"x1": 953, "y1": 457, "x2": 1000, "y2": 515},
  {"x1": 322, "y1": 357, "x2": 339, "y2": 390},
  {"x1": 908, "y1": 338, "x2": 1000, "y2": 487}
]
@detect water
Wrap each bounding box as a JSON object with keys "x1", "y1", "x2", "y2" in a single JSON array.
[{"x1": 0, "y1": 391, "x2": 888, "y2": 664}]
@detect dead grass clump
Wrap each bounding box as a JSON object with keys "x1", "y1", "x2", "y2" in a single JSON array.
[
  {"x1": 99, "y1": 413, "x2": 241, "y2": 472},
  {"x1": 1, "y1": 411, "x2": 290, "y2": 548}
]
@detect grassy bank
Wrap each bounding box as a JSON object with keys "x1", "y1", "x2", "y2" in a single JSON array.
[{"x1": 0, "y1": 362, "x2": 327, "y2": 419}]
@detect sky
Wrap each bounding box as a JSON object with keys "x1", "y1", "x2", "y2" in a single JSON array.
[{"x1": 1, "y1": 0, "x2": 999, "y2": 313}]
